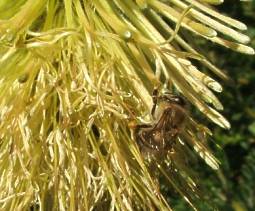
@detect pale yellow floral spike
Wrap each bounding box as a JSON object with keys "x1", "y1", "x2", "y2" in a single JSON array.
[
  {"x1": 200, "y1": 0, "x2": 224, "y2": 5},
  {"x1": 0, "y1": 0, "x2": 253, "y2": 210},
  {"x1": 185, "y1": 0, "x2": 247, "y2": 30}
]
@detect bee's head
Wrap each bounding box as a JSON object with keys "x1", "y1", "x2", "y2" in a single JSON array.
[{"x1": 163, "y1": 94, "x2": 186, "y2": 107}]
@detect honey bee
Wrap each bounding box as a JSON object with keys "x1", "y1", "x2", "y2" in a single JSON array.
[{"x1": 133, "y1": 88, "x2": 188, "y2": 155}]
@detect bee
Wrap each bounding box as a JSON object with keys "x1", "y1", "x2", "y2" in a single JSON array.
[{"x1": 133, "y1": 88, "x2": 188, "y2": 155}]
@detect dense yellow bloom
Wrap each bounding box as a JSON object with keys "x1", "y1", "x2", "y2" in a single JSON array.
[{"x1": 0, "y1": 0, "x2": 253, "y2": 210}]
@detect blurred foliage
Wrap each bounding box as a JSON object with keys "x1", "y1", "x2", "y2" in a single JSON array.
[{"x1": 166, "y1": 1, "x2": 255, "y2": 210}]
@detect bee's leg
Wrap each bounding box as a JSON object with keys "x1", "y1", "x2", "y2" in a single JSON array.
[
  {"x1": 136, "y1": 129, "x2": 160, "y2": 151},
  {"x1": 151, "y1": 88, "x2": 159, "y2": 117},
  {"x1": 132, "y1": 124, "x2": 150, "y2": 141},
  {"x1": 134, "y1": 124, "x2": 151, "y2": 130},
  {"x1": 137, "y1": 131, "x2": 157, "y2": 150}
]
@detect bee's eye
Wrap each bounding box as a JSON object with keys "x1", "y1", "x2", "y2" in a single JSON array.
[
  {"x1": 170, "y1": 96, "x2": 186, "y2": 106},
  {"x1": 161, "y1": 93, "x2": 186, "y2": 106}
]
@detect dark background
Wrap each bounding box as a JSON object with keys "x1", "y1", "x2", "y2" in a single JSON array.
[{"x1": 169, "y1": 1, "x2": 255, "y2": 210}]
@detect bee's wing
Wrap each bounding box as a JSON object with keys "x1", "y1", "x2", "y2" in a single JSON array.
[{"x1": 153, "y1": 106, "x2": 173, "y2": 130}]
